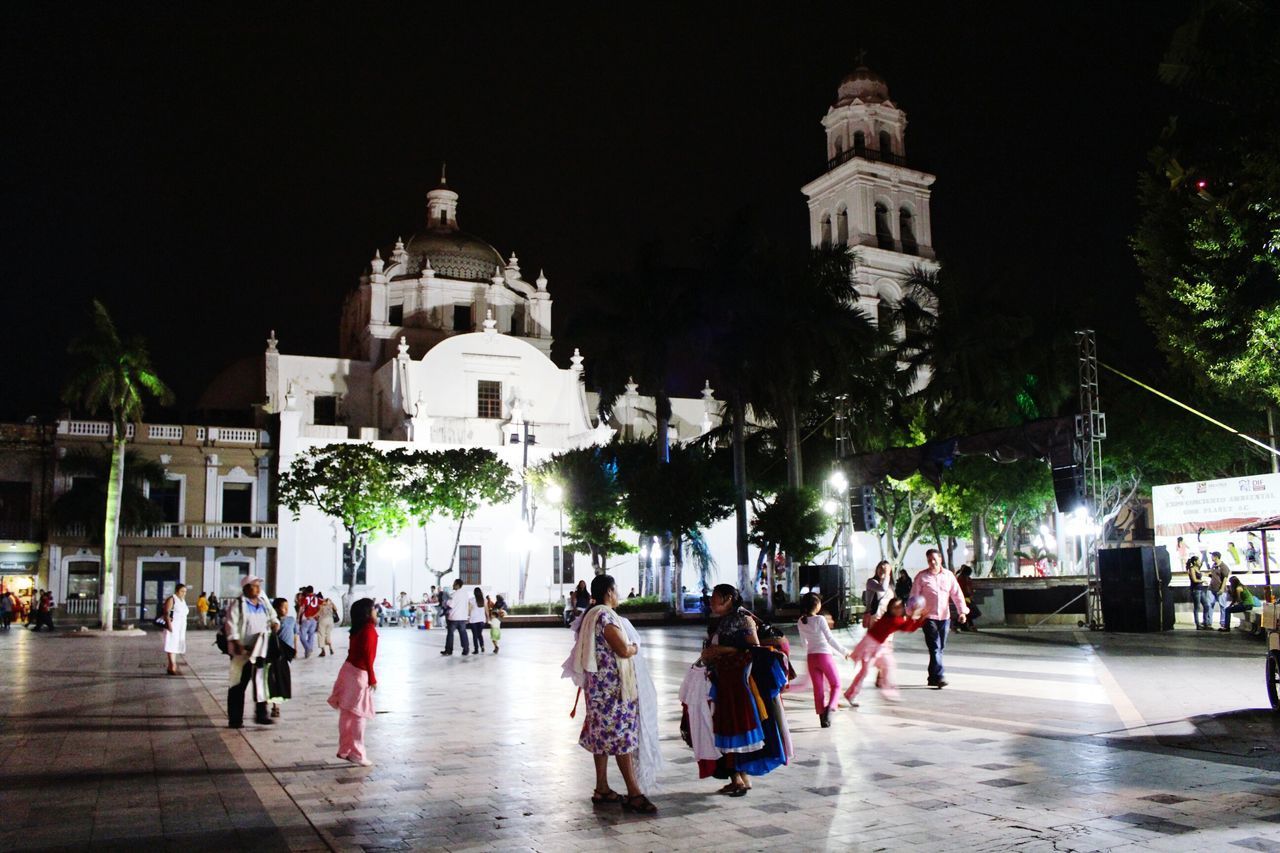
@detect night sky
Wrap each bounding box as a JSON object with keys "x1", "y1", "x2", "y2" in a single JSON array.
[{"x1": 1, "y1": 3, "x2": 1194, "y2": 420}]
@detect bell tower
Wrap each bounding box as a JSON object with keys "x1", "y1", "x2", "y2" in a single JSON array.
[{"x1": 801, "y1": 61, "x2": 939, "y2": 327}]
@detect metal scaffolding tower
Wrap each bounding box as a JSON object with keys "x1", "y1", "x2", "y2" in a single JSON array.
[{"x1": 1076, "y1": 329, "x2": 1107, "y2": 628}]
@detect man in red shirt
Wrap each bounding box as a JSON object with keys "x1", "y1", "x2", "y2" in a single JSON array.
[
  {"x1": 909, "y1": 549, "x2": 967, "y2": 688},
  {"x1": 298, "y1": 585, "x2": 320, "y2": 658}
]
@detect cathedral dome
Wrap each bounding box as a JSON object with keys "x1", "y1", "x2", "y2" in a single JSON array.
[
  {"x1": 401, "y1": 175, "x2": 505, "y2": 281},
  {"x1": 404, "y1": 228, "x2": 504, "y2": 281},
  {"x1": 836, "y1": 65, "x2": 890, "y2": 106}
]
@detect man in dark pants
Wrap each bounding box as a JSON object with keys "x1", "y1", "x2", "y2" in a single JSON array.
[
  {"x1": 225, "y1": 575, "x2": 279, "y2": 728},
  {"x1": 440, "y1": 578, "x2": 470, "y2": 656},
  {"x1": 909, "y1": 549, "x2": 968, "y2": 688}
]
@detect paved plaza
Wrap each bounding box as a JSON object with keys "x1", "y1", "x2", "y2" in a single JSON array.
[{"x1": 5, "y1": 619, "x2": 1280, "y2": 852}]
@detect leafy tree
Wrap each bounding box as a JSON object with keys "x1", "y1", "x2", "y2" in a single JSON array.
[
  {"x1": 62, "y1": 300, "x2": 173, "y2": 629},
  {"x1": 749, "y1": 487, "x2": 827, "y2": 569},
  {"x1": 277, "y1": 443, "x2": 409, "y2": 599},
  {"x1": 398, "y1": 448, "x2": 518, "y2": 589},
  {"x1": 51, "y1": 449, "x2": 168, "y2": 542},
  {"x1": 934, "y1": 457, "x2": 1054, "y2": 577},
  {"x1": 1134, "y1": 0, "x2": 1280, "y2": 411},
  {"x1": 614, "y1": 439, "x2": 734, "y2": 607},
  {"x1": 532, "y1": 445, "x2": 631, "y2": 577}
]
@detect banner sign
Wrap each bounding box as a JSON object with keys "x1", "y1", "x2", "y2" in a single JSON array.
[{"x1": 1152, "y1": 473, "x2": 1279, "y2": 574}]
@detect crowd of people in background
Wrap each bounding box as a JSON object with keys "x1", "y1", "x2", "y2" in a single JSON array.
[{"x1": 1184, "y1": 542, "x2": 1260, "y2": 632}]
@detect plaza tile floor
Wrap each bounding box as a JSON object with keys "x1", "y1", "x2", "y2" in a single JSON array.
[{"x1": 4, "y1": 618, "x2": 1280, "y2": 852}]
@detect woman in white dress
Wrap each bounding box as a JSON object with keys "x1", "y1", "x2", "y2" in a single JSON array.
[{"x1": 163, "y1": 583, "x2": 189, "y2": 675}]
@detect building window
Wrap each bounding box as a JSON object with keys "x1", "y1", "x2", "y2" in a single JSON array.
[
  {"x1": 477, "y1": 380, "x2": 502, "y2": 419},
  {"x1": 453, "y1": 304, "x2": 473, "y2": 331},
  {"x1": 388, "y1": 304, "x2": 404, "y2": 325},
  {"x1": 0, "y1": 480, "x2": 32, "y2": 540},
  {"x1": 459, "y1": 545, "x2": 481, "y2": 584},
  {"x1": 66, "y1": 560, "x2": 100, "y2": 599},
  {"x1": 878, "y1": 130, "x2": 893, "y2": 158},
  {"x1": 149, "y1": 476, "x2": 182, "y2": 524},
  {"x1": 220, "y1": 560, "x2": 250, "y2": 599},
  {"x1": 832, "y1": 136, "x2": 844, "y2": 158},
  {"x1": 874, "y1": 203, "x2": 894, "y2": 249},
  {"x1": 853, "y1": 131, "x2": 866, "y2": 155},
  {"x1": 553, "y1": 545, "x2": 575, "y2": 585},
  {"x1": 510, "y1": 304, "x2": 525, "y2": 336},
  {"x1": 221, "y1": 482, "x2": 252, "y2": 523},
  {"x1": 314, "y1": 395, "x2": 338, "y2": 426},
  {"x1": 819, "y1": 213, "x2": 832, "y2": 248},
  {"x1": 877, "y1": 296, "x2": 894, "y2": 331},
  {"x1": 439, "y1": 210, "x2": 447, "y2": 227},
  {"x1": 835, "y1": 208, "x2": 849, "y2": 246},
  {"x1": 899, "y1": 208, "x2": 917, "y2": 254},
  {"x1": 342, "y1": 545, "x2": 366, "y2": 587}
]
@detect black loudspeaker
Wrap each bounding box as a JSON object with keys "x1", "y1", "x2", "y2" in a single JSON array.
[
  {"x1": 798, "y1": 564, "x2": 846, "y2": 625},
  {"x1": 850, "y1": 486, "x2": 876, "y2": 532},
  {"x1": 1098, "y1": 546, "x2": 1171, "y2": 632},
  {"x1": 1049, "y1": 442, "x2": 1084, "y2": 514}
]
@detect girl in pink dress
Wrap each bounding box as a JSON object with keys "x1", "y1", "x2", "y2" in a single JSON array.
[{"x1": 328, "y1": 597, "x2": 378, "y2": 767}]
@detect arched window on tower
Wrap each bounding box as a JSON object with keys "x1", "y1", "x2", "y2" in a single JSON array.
[
  {"x1": 835, "y1": 207, "x2": 849, "y2": 246},
  {"x1": 874, "y1": 203, "x2": 894, "y2": 250},
  {"x1": 853, "y1": 131, "x2": 866, "y2": 157},
  {"x1": 833, "y1": 136, "x2": 844, "y2": 159},
  {"x1": 899, "y1": 208, "x2": 917, "y2": 255},
  {"x1": 819, "y1": 213, "x2": 832, "y2": 248},
  {"x1": 877, "y1": 294, "x2": 894, "y2": 331},
  {"x1": 878, "y1": 130, "x2": 893, "y2": 161}
]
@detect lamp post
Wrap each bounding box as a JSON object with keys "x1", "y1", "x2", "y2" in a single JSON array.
[{"x1": 545, "y1": 482, "x2": 565, "y2": 613}]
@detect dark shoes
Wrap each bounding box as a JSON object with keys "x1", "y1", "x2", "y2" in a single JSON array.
[
  {"x1": 440, "y1": 650, "x2": 452, "y2": 656},
  {"x1": 928, "y1": 678, "x2": 948, "y2": 689},
  {"x1": 819, "y1": 712, "x2": 831, "y2": 728}
]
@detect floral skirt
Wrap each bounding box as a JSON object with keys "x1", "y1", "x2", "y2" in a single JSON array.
[{"x1": 579, "y1": 671, "x2": 639, "y2": 755}]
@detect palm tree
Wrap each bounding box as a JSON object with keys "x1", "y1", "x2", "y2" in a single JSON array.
[
  {"x1": 62, "y1": 301, "x2": 173, "y2": 629},
  {"x1": 51, "y1": 449, "x2": 169, "y2": 541}
]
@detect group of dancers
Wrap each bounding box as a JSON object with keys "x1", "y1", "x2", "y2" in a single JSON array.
[{"x1": 564, "y1": 550, "x2": 967, "y2": 813}]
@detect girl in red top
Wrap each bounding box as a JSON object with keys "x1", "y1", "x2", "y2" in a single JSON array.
[
  {"x1": 327, "y1": 597, "x2": 378, "y2": 767},
  {"x1": 843, "y1": 597, "x2": 925, "y2": 706}
]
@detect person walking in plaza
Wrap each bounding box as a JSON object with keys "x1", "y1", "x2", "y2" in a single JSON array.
[
  {"x1": 316, "y1": 593, "x2": 337, "y2": 657},
  {"x1": 207, "y1": 592, "x2": 220, "y2": 623},
  {"x1": 956, "y1": 565, "x2": 980, "y2": 631},
  {"x1": 224, "y1": 575, "x2": 280, "y2": 728},
  {"x1": 441, "y1": 578, "x2": 470, "y2": 656},
  {"x1": 30, "y1": 590, "x2": 55, "y2": 631},
  {"x1": 910, "y1": 549, "x2": 968, "y2": 688},
  {"x1": 894, "y1": 568, "x2": 912, "y2": 602},
  {"x1": 298, "y1": 586, "x2": 319, "y2": 658},
  {"x1": 328, "y1": 597, "x2": 378, "y2": 767},
  {"x1": 267, "y1": 597, "x2": 297, "y2": 718},
  {"x1": 468, "y1": 587, "x2": 488, "y2": 653},
  {"x1": 796, "y1": 592, "x2": 848, "y2": 728},
  {"x1": 1223, "y1": 576, "x2": 1259, "y2": 632},
  {"x1": 863, "y1": 561, "x2": 891, "y2": 629},
  {"x1": 1186, "y1": 555, "x2": 1213, "y2": 630},
  {"x1": 196, "y1": 591, "x2": 209, "y2": 629},
  {"x1": 162, "y1": 583, "x2": 189, "y2": 675},
  {"x1": 844, "y1": 596, "x2": 926, "y2": 706},
  {"x1": 0, "y1": 587, "x2": 14, "y2": 630},
  {"x1": 563, "y1": 573, "x2": 660, "y2": 814},
  {"x1": 1208, "y1": 552, "x2": 1232, "y2": 631},
  {"x1": 488, "y1": 593, "x2": 507, "y2": 654}
]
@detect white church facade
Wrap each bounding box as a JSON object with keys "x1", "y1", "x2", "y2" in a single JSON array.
[{"x1": 265, "y1": 63, "x2": 941, "y2": 606}]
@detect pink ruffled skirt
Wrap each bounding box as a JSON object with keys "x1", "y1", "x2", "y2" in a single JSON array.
[{"x1": 327, "y1": 661, "x2": 376, "y2": 719}]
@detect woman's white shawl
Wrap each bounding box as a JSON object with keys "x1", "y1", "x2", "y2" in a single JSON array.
[{"x1": 561, "y1": 607, "x2": 663, "y2": 793}]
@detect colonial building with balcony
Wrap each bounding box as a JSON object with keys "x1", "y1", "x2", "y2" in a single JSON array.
[{"x1": 47, "y1": 420, "x2": 275, "y2": 621}]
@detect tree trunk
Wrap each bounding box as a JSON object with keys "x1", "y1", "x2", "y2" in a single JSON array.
[
  {"x1": 672, "y1": 533, "x2": 684, "y2": 613},
  {"x1": 731, "y1": 395, "x2": 752, "y2": 605},
  {"x1": 785, "y1": 403, "x2": 803, "y2": 490},
  {"x1": 445, "y1": 512, "x2": 467, "y2": 579},
  {"x1": 101, "y1": 435, "x2": 126, "y2": 630},
  {"x1": 929, "y1": 513, "x2": 945, "y2": 568},
  {"x1": 346, "y1": 528, "x2": 359, "y2": 598}
]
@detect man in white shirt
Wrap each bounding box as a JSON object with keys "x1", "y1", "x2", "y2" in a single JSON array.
[
  {"x1": 225, "y1": 575, "x2": 280, "y2": 727},
  {"x1": 909, "y1": 549, "x2": 967, "y2": 689}
]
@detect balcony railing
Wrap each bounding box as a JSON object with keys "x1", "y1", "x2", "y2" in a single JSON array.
[
  {"x1": 826, "y1": 146, "x2": 908, "y2": 172},
  {"x1": 57, "y1": 421, "x2": 267, "y2": 447},
  {"x1": 65, "y1": 598, "x2": 100, "y2": 615},
  {"x1": 55, "y1": 523, "x2": 278, "y2": 541}
]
